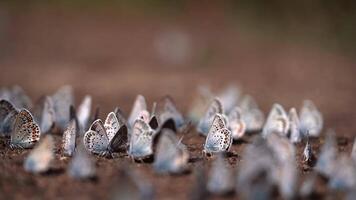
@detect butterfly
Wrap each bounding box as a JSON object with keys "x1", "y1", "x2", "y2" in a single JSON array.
[
  {"x1": 352, "y1": 138, "x2": 356, "y2": 163},
  {"x1": 24, "y1": 135, "x2": 54, "y2": 173},
  {"x1": 0, "y1": 99, "x2": 19, "y2": 136},
  {"x1": 197, "y1": 98, "x2": 223, "y2": 136},
  {"x1": 62, "y1": 119, "x2": 77, "y2": 157},
  {"x1": 299, "y1": 100, "x2": 323, "y2": 137},
  {"x1": 238, "y1": 95, "x2": 265, "y2": 132},
  {"x1": 0, "y1": 85, "x2": 32, "y2": 110},
  {"x1": 288, "y1": 108, "x2": 302, "y2": 143},
  {"x1": 188, "y1": 85, "x2": 214, "y2": 123},
  {"x1": 128, "y1": 95, "x2": 147, "y2": 128},
  {"x1": 128, "y1": 119, "x2": 156, "y2": 160},
  {"x1": 77, "y1": 95, "x2": 92, "y2": 132},
  {"x1": 227, "y1": 107, "x2": 246, "y2": 140},
  {"x1": 68, "y1": 144, "x2": 96, "y2": 179},
  {"x1": 303, "y1": 139, "x2": 313, "y2": 163},
  {"x1": 10, "y1": 109, "x2": 41, "y2": 149},
  {"x1": 315, "y1": 130, "x2": 337, "y2": 177},
  {"x1": 217, "y1": 85, "x2": 241, "y2": 114},
  {"x1": 83, "y1": 112, "x2": 128, "y2": 156},
  {"x1": 153, "y1": 129, "x2": 189, "y2": 174},
  {"x1": 110, "y1": 168, "x2": 154, "y2": 200},
  {"x1": 262, "y1": 103, "x2": 289, "y2": 138},
  {"x1": 51, "y1": 85, "x2": 74, "y2": 131},
  {"x1": 156, "y1": 96, "x2": 185, "y2": 130},
  {"x1": 328, "y1": 154, "x2": 356, "y2": 191},
  {"x1": 207, "y1": 153, "x2": 235, "y2": 195},
  {"x1": 203, "y1": 113, "x2": 233, "y2": 155},
  {"x1": 31, "y1": 96, "x2": 56, "y2": 135}
]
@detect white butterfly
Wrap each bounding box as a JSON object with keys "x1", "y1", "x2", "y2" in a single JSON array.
[
  {"x1": 128, "y1": 119, "x2": 155, "y2": 160},
  {"x1": 262, "y1": 104, "x2": 289, "y2": 138},
  {"x1": 0, "y1": 99, "x2": 19, "y2": 136},
  {"x1": 197, "y1": 98, "x2": 223, "y2": 136},
  {"x1": 0, "y1": 85, "x2": 32, "y2": 110},
  {"x1": 299, "y1": 100, "x2": 323, "y2": 137},
  {"x1": 62, "y1": 119, "x2": 77, "y2": 157},
  {"x1": 83, "y1": 112, "x2": 128, "y2": 156},
  {"x1": 10, "y1": 109, "x2": 41, "y2": 149},
  {"x1": 303, "y1": 139, "x2": 313, "y2": 163},
  {"x1": 128, "y1": 95, "x2": 147, "y2": 128},
  {"x1": 203, "y1": 113, "x2": 233, "y2": 154},
  {"x1": 315, "y1": 130, "x2": 337, "y2": 177},
  {"x1": 51, "y1": 85, "x2": 74, "y2": 131},
  {"x1": 156, "y1": 96, "x2": 185, "y2": 130},
  {"x1": 24, "y1": 135, "x2": 54, "y2": 174},
  {"x1": 288, "y1": 108, "x2": 302, "y2": 143},
  {"x1": 227, "y1": 107, "x2": 246, "y2": 140},
  {"x1": 207, "y1": 154, "x2": 235, "y2": 195},
  {"x1": 218, "y1": 85, "x2": 240, "y2": 114},
  {"x1": 40, "y1": 96, "x2": 55, "y2": 134},
  {"x1": 238, "y1": 95, "x2": 265, "y2": 132},
  {"x1": 68, "y1": 145, "x2": 96, "y2": 179},
  {"x1": 153, "y1": 129, "x2": 189, "y2": 174},
  {"x1": 77, "y1": 95, "x2": 92, "y2": 132},
  {"x1": 351, "y1": 138, "x2": 356, "y2": 163}
]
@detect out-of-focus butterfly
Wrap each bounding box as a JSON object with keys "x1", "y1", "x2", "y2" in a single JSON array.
[
  {"x1": 299, "y1": 100, "x2": 323, "y2": 137},
  {"x1": 351, "y1": 138, "x2": 356, "y2": 163},
  {"x1": 24, "y1": 135, "x2": 54, "y2": 173},
  {"x1": 227, "y1": 107, "x2": 246, "y2": 140},
  {"x1": 262, "y1": 103, "x2": 289, "y2": 138},
  {"x1": 328, "y1": 154, "x2": 356, "y2": 191},
  {"x1": 299, "y1": 173, "x2": 317, "y2": 198},
  {"x1": 189, "y1": 164, "x2": 208, "y2": 200},
  {"x1": 68, "y1": 144, "x2": 96, "y2": 179},
  {"x1": 62, "y1": 119, "x2": 77, "y2": 157},
  {"x1": 217, "y1": 85, "x2": 241, "y2": 114},
  {"x1": 110, "y1": 168, "x2": 154, "y2": 200},
  {"x1": 51, "y1": 85, "x2": 74, "y2": 131},
  {"x1": 237, "y1": 137, "x2": 276, "y2": 200},
  {"x1": 288, "y1": 108, "x2": 302, "y2": 143},
  {"x1": 203, "y1": 113, "x2": 233, "y2": 155},
  {"x1": 128, "y1": 95, "x2": 148, "y2": 128},
  {"x1": 207, "y1": 154, "x2": 235, "y2": 195},
  {"x1": 0, "y1": 85, "x2": 32, "y2": 110},
  {"x1": 10, "y1": 109, "x2": 41, "y2": 149},
  {"x1": 266, "y1": 132, "x2": 298, "y2": 199},
  {"x1": 155, "y1": 96, "x2": 185, "y2": 130},
  {"x1": 0, "y1": 99, "x2": 19, "y2": 136},
  {"x1": 32, "y1": 96, "x2": 55, "y2": 134},
  {"x1": 77, "y1": 95, "x2": 92, "y2": 132},
  {"x1": 238, "y1": 95, "x2": 265, "y2": 132},
  {"x1": 83, "y1": 112, "x2": 128, "y2": 157},
  {"x1": 197, "y1": 98, "x2": 223, "y2": 136},
  {"x1": 128, "y1": 119, "x2": 155, "y2": 160},
  {"x1": 303, "y1": 139, "x2": 314, "y2": 164},
  {"x1": 188, "y1": 85, "x2": 214, "y2": 123},
  {"x1": 153, "y1": 129, "x2": 189, "y2": 174},
  {"x1": 315, "y1": 130, "x2": 337, "y2": 177}
]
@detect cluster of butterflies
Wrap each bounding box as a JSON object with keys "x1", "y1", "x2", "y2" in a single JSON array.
[{"x1": 1, "y1": 85, "x2": 356, "y2": 199}]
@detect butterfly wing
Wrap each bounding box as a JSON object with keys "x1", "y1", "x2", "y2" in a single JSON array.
[
  {"x1": 197, "y1": 98, "x2": 223, "y2": 135},
  {"x1": 207, "y1": 154, "x2": 235, "y2": 195},
  {"x1": 153, "y1": 129, "x2": 189, "y2": 174},
  {"x1": 62, "y1": 119, "x2": 77, "y2": 157},
  {"x1": 128, "y1": 119, "x2": 153, "y2": 159},
  {"x1": 104, "y1": 112, "x2": 120, "y2": 141},
  {"x1": 77, "y1": 95, "x2": 92, "y2": 132},
  {"x1": 68, "y1": 145, "x2": 96, "y2": 179},
  {"x1": 24, "y1": 135, "x2": 54, "y2": 173},
  {"x1": 52, "y1": 85, "x2": 74, "y2": 130},
  {"x1": 128, "y1": 95, "x2": 147, "y2": 128},
  {"x1": 300, "y1": 100, "x2": 323, "y2": 137},
  {"x1": 40, "y1": 96, "x2": 55, "y2": 134},
  {"x1": 157, "y1": 96, "x2": 185, "y2": 128},
  {"x1": 11, "y1": 109, "x2": 40, "y2": 149},
  {"x1": 204, "y1": 114, "x2": 231, "y2": 153},
  {"x1": 288, "y1": 108, "x2": 301, "y2": 143},
  {"x1": 84, "y1": 119, "x2": 109, "y2": 156},
  {"x1": 0, "y1": 100, "x2": 18, "y2": 136},
  {"x1": 262, "y1": 104, "x2": 289, "y2": 137},
  {"x1": 228, "y1": 107, "x2": 246, "y2": 140},
  {"x1": 108, "y1": 125, "x2": 128, "y2": 153}
]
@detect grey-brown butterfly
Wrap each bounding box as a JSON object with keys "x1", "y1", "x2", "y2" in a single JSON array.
[
  {"x1": 51, "y1": 85, "x2": 74, "y2": 131},
  {"x1": 0, "y1": 99, "x2": 19, "y2": 136},
  {"x1": 197, "y1": 98, "x2": 223, "y2": 136},
  {"x1": 24, "y1": 135, "x2": 54, "y2": 174},
  {"x1": 262, "y1": 103, "x2": 289, "y2": 138},
  {"x1": 299, "y1": 100, "x2": 323, "y2": 137},
  {"x1": 10, "y1": 109, "x2": 41, "y2": 149},
  {"x1": 203, "y1": 113, "x2": 232, "y2": 155},
  {"x1": 128, "y1": 119, "x2": 155, "y2": 160},
  {"x1": 128, "y1": 95, "x2": 147, "y2": 128}
]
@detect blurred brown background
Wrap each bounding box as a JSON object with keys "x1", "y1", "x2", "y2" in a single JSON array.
[{"x1": 0, "y1": 0, "x2": 355, "y2": 136}]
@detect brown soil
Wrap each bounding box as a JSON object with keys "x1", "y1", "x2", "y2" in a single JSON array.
[{"x1": 0, "y1": 6, "x2": 355, "y2": 200}]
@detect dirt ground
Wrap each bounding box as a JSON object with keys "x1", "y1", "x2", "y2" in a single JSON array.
[{"x1": 0, "y1": 6, "x2": 355, "y2": 200}]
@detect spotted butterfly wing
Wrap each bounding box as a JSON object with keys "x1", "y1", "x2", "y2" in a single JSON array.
[
  {"x1": 11, "y1": 109, "x2": 40, "y2": 149},
  {"x1": 104, "y1": 112, "x2": 120, "y2": 141},
  {"x1": 204, "y1": 114, "x2": 232, "y2": 153},
  {"x1": 84, "y1": 119, "x2": 110, "y2": 156},
  {"x1": 62, "y1": 119, "x2": 77, "y2": 157}
]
